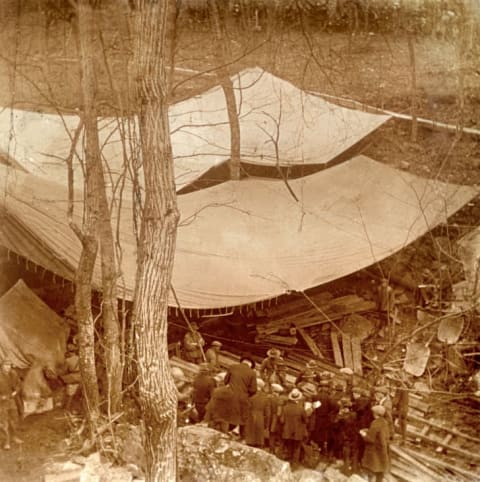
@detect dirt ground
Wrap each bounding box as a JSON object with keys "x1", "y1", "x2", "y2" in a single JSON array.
[
  {"x1": 0, "y1": 409, "x2": 70, "y2": 482},
  {"x1": 0, "y1": 5, "x2": 479, "y2": 481}
]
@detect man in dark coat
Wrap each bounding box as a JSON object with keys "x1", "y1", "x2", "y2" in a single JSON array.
[
  {"x1": 361, "y1": 405, "x2": 391, "y2": 482},
  {"x1": 352, "y1": 387, "x2": 373, "y2": 465},
  {"x1": 312, "y1": 380, "x2": 339, "y2": 458},
  {"x1": 192, "y1": 363, "x2": 216, "y2": 421},
  {"x1": 245, "y1": 379, "x2": 271, "y2": 448},
  {"x1": 224, "y1": 354, "x2": 257, "y2": 436},
  {"x1": 281, "y1": 388, "x2": 308, "y2": 464},
  {"x1": 205, "y1": 383, "x2": 240, "y2": 433},
  {"x1": 268, "y1": 383, "x2": 287, "y2": 455}
]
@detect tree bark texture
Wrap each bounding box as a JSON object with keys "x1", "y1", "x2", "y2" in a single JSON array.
[
  {"x1": 77, "y1": 0, "x2": 123, "y2": 414},
  {"x1": 132, "y1": 1, "x2": 179, "y2": 481}
]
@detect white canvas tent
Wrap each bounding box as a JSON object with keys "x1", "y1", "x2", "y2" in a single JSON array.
[
  {"x1": 0, "y1": 68, "x2": 390, "y2": 191},
  {"x1": 0, "y1": 156, "x2": 476, "y2": 309},
  {"x1": 0, "y1": 279, "x2": 69, "y2": 370}
]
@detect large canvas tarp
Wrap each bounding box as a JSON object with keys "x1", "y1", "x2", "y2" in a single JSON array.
[
  {"x1": 0, "y1": 156, "x2": 476, "y2": 308},
  {"x1": 0, "y1": 279, "x2": 69, "y2": 370},
  {"x1": 0, "y1": 68, "x2": 390, "y2": 191}
]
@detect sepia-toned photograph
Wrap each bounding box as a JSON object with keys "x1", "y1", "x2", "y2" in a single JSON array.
[{"x1": 0, "y1": 0, "x2": 479, "y2": 480}]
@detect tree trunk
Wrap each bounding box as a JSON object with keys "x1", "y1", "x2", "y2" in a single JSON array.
[
  {"x1": 77, "y1": 0, "x2": 123, "y2": 414},
  {"x1": 407, "y1": 33, "x2": 418, "y2": 143},
  {"x1": 208, "y1": 0, "x2": 241, "y2": 180},
  {"x1": 74, "y1": 231, "x2": 101, "y2": 428},
  {"x1": 131, "y1": 1, "x2": 179, "y2": 480}
]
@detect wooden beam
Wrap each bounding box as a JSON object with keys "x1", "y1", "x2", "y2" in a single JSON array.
[
  {"x1": 330, "y1": 331, "x2": 344, "y2": 367},
  {"x1": 351, "y1": 336, "x2": 363, "y2": 375},
  {"x1": 342, "y1": 333, "x2": 354, "y2": 369},
  {"x1": 297, "y1": 327, "x2": 324, "y2": 359}
]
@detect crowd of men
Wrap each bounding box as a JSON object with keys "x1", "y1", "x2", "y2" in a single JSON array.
[{"x1": 176, "y1": 334, "x2": 410, "y2": 482}]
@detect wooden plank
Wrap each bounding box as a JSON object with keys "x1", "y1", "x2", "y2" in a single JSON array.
[
  {"x1": 330, "y1": 332, "x2": 344, "y2": 367},
  {"x1": 342, "y1": 333, "x2": 354, "y2": 369},
  {"x1": 390, "y1": 445, "x2": 445, "y2": 481},
  {"x1": 435, "y1": 434, "x2": 452, "y2": 453},
  {"x1": 407, "y1": 426, "x2": 480, "y2": 462},
  {"x1": 408, "y1": 414, "x2": 480, "y2": 444},
  {"x1": 351, "y1": 336, "x2": 363, "y2": 375},
  {"x1": 402, "y1": 446, "x2": 480, "y2": 481},
  {"x1": 297, "y1": 328, "x2": 324, "y2": 359}
]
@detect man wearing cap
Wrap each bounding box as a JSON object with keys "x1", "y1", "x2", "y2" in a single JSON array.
[
  {"x1": 245, "y1": 378, "x2": 271, "y2": 448},
  {"x1": 183, "y1": 322, "x2": 205, "y2": 364},
  {"x1": 374, "y1": 386, "x2": 394, "y2": 439},
  {"x1": 171, "y1": 367, "x2": 194, "y2": 424},
  {"x1": 281, "y1": 388, "x2": 308, "y2": 464},
  {"x1": 205, "y1": 341, "x2": 222, "y2": 371},
  {"x1": 360, "y1": 405, "x2": 391, "y2": 482},
  {"x1": 295, "y1": 360, "x2": 321, "y2": 388},
  {"x1": 0, "y1": 360, "x2": 23, "y2": 449},
  {"x1": 352, "y1": 387, "x2": 373, "y2": 466},
  {"x1": 224, "y1": 354, "x2": 257, "y2": 437},
  {"x1": 192, "y1": 363, "x2": 216, "y2": 422}
]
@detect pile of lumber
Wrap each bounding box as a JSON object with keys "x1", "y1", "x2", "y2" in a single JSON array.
[
  {"x1": 254, "y1": 293, "x2": 376, "y2": 373},
  {"x1": 170, "y1": 349, "x2": 480, "y2": 481}
]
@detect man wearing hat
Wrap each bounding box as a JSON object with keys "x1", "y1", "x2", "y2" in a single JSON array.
[
  {"x1": 183, "y1": 322, "x2": 205, "y2": 364},
  {"x1": 295, "y1": 359, "x2": 321, "y2": 388},
  {"x1": 245, "y1": 379, "x2": 271, "y2": 448},
  {"x1": 0, "y1": 359, "x2": 23, "y2": 449},
  {"x1": 224, "y1": 354, "x2": 257, "y2": 437},
  {"x1": 192, "y1": 363, "x2": 216, "y2": 422},
  {"x1": 281, "y1": 388, "x2": 308, "y2": 464},
  {"x1": 205, "y1": 383, "x2": 239, "y2": 434},
  {"x1": 360, "y1": 405, "x2": 391, "y2": 481},
  {"x1": 205, "y1": 341, "x2": 222, "y2": 371},
  {"x1": 259, "y1": 348, "x2": 283, "y2": 384},
  {"x1": 312, "y1": 379, "x2": 339, "y2": 459},
  {"x1": 268, "y1": 383, "x2": 286, "y2": 454}
]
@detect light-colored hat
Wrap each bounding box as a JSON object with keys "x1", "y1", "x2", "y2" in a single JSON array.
[
  {"x1": 267, "y1": 348, "x2": 282, "y2": 358},
  {"x1": 271, "y1": 383, "x2": 284, "y2": 393},
  {"x1": 214, "y1": 371, "x2": 226, "y2": 384},
  {"x1": 374, "y1": 385, "x2": 389, "y2": 395},
  {"x1": 306, "y1": 359, "x2": 318, "y2": 369},
  {"x1": 171, "y1": 367, "x2": 187, "y2": 382},
  {"x1": 340, "y1": 367, "x2": 354, "y2": 376},
  {"x1": 198, "y1": 362, "x2": 211, "y2": 372},
  {"x1": 319, "y1": 380, "x2": 330, "y2": 387},
  {"x1": 211, "y1": 341, "x2": 222, "y2": 347},
  {"x1": 371, "y1": 405, "x2": 386, "y2": 416},
  {"x1": 256, "y1": 378, "x2": 266, "y2": 390},
  {"x1": 288, "y1": 388, "x2": 303, "y2": 401}
]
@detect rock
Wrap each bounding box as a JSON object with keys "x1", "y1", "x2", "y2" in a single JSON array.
[
  {"x1": 400, "y1": 160, "x2": 410, "y2": 170},
  {"x1": 43, "y1": 460, "x2": 83, "y2": 482},
  {"x1": 177, "y1": 425, "x2": 294, "y2": 482},
  {"x1": 347, "y1": 475, "x2": 367, "y2": 481},
  {"x1": 292, "y1": 468, "x2": 323, "y2": 481},
  {"x1": 323, "y1": 465, "x2": 348, "y2": 482}
]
